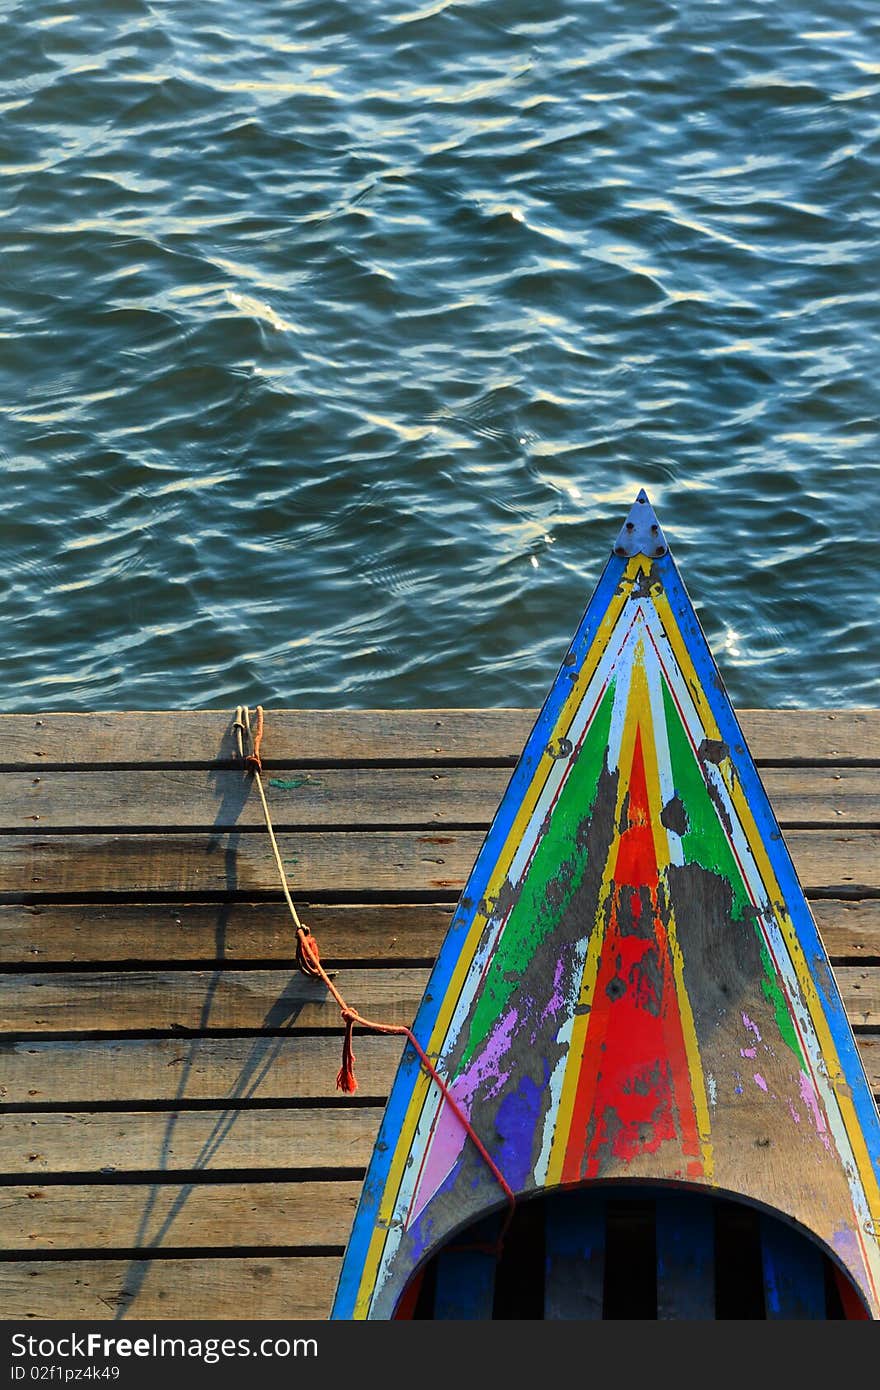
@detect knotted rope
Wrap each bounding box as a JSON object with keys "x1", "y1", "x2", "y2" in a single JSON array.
[{"x1": 236, "y1": 704, "x2": 516, "y2": 1243}]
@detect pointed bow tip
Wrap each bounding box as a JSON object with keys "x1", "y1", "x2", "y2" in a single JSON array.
[{"x1": 613, "y1": 489, "x2": 669, "y2": 559}]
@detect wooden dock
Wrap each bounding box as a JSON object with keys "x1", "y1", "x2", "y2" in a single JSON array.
[{"x1": 1, "y1": 708, "x2": 878, "y2": 1320}]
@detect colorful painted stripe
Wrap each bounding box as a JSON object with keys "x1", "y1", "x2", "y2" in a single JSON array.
[{"x1": 332, "y1": 522, "x2": 880, "y2": 1320}]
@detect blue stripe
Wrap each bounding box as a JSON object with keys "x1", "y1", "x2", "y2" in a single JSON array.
[
  {"x1": 331, "y1": 551, "x2": 625, "y2": 1318},
  {"x1": 657, "y1": 553, "x2": 880, "y2": 1187}
]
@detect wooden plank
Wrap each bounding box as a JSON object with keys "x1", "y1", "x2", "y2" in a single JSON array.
[
  {"x1": 0, "y1": 1109, "x2": 382, "y2": 1176},
  {"x1": 754, "y1": 767, "x2": 880, "y2": 824},
  {"x1": 0, "y1": 1036, "x2": 406, "y2": 1106},
  {"x1": 5, "y1": 765, "x2": 877, "y2": 832},
  {"x1": 2, "y1": 828, "x2": 877, "y2": 896},
  {"x1": 834, "y1": 966, "x2": 880, "y2": 1026},
  {"x1": 0, "y1": 967, "x2": 427, "y2": 1033},
  {"x1": 760, "y1": 1216, "x2": 827, "y2": 1319},
  {"x1": 655, "y1": 1193, "x2": 716, "y2": 1319},
  {"x1": 0, "y1": 709, "x2": 876, "y2": 766},
  {"x1": 0, "y1": 710, "x2": 531, "y2": 767},
  {"x1": 0, "y1": 902, "x2": 449, "y2": 966},
  {"x1": 0, "y1": 1180, "x2": 360, "y2": 1251},
  {"x1": 2, "y1": 898, "x2": 877, "y2": 966},
  {"x1": 0, "y1": 1256, "x2": 341, "y2": 1320},
  {"x1": 2, "y1": 1034, "x2": 876, "y2": 1110},
  {"x1": 543, "y1": 1188, "x2": 605, "y2": 1318},
  {"x1": 3, "y1": 965, "x2": 879, "y2": 1034},
  {"x1": 4, "y1": 767, "x2": 509, "y2": 831},
  {"x1": 812, "y1": 900, "x2": 880, "y2": 959},
  {"x1": 0, "y1": 829, "x2": 483, "y2": 896}
]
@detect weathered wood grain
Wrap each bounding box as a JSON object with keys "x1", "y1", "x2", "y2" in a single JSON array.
[
  {"x1": 0, "y1": 1109, "x2": 381, "y2": 1177},
  {"x1": 0, "y1": 967, "x2": 426, "y2": 1034},
  {"x1": 0, "y1": 1035, "x2": 405, "y2": 1106},
  {"x1": 1, "y1": 899, "x2": 877, "y2": 966},
  {"x1": 0, "y1": 1181, "x2": 360, "y2": 1251},
  {"x1": 0, "y1": 1256, "x2": 341, "y2": 1320},
  {"x1": 2, "y1": 828, "x2": 877, "y2": 896},
  {"x1": 4, "y1": 767, "x2": 503, "y2": 830},
  {"x1": 2, "y1": 1033, "x2": 876, "y2": 1108},
  {"x1": 0, "y1": 709, "x2": 876, "y2": 767},
  {"x1": 6, "y1": 765, "x2": 877, "y2": 830},
  {"x1": 839, "y1": 967, "x2": 880, "y2": 1027},
  {"x1": 2, "y1": 965, "x2": 878, "y2": 1033},
  {"x1": 0, "y1": 902, "x2": 450, "y2": 965}
]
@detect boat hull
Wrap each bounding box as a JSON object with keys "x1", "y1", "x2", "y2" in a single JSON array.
[{"x1": 332, "y1": 506, "x2": 880, "y2": 1319}]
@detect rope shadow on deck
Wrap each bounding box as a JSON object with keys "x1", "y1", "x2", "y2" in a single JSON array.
[{"x1": 114, "y1": 760, "x2": 331, "y2": 1319}]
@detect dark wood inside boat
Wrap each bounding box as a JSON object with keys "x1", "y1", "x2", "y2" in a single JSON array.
[{"x1": 400, "y1": 1185, "x2": 866, "y2": 1320}]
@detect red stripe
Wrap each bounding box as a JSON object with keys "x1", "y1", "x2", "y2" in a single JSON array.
[{"x1": 561, "y1": 726, "x2": 704, "y2": 1182}]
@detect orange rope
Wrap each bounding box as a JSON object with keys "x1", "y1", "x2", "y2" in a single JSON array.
[
  {"x1": 244, "y1": 703, "x2": 264, "y2": 772},
  {"x1": 238, "y1": 704, "x2": 516, "y2": 1245}
]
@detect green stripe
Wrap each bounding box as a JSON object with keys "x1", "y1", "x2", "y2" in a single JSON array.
[{"x1": 460, "y1": 679, "x2": 616, "y2": 1070}]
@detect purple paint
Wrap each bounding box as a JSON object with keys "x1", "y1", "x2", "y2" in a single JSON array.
[
  {"x1": 407, "y1": 1007, "x2": 519, "y2": 1224},
  {"x1": 742, "y1": 1012, "x2": 762, "y2": 1041},
  {"x1": 539, "y1": 953, "x2": 568, "y2": 1028},
  {"x1": 740, "y1": 1047, "x2": 757, "y2": 1059},
  {"x1": 830, "y1": 1220, "x2": 869, "y2": 1288},
  {"x1": 753, "y1": 1073, "x2": 768, "y2": 1092},
  {"x1": 493, "y1": 1066, "x2": 549, "y2": 1191},
  {"x1": 455, "y1": 1006, "x2": 519, "y2": 1108},
  {"x1": 408, "y1": 1166, "x2": 459, "y2": 1261},
  {"x1": 799, "y1": 1069, "x2": 832, "y2": 1152},
  {"x1": 788, "y1": 1099, "x2": 801, "y2": 1124}
]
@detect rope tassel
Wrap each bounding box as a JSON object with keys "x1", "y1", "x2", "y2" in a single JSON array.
[{"x1": 337, "y1": 1012, "x2": 358, "y2": 1095}]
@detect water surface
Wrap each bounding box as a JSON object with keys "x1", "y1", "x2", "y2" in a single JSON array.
[{"x1": 1, "y1": 0, "x2": 879, "y2": 711}]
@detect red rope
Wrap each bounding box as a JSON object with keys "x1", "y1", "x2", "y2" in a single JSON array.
[
  {"x1": 296, "y1": 924, "x2": 516, "y2": 1244},
  {"x1": 244, "y1": 704, "x2": 264, "y2": 772}
]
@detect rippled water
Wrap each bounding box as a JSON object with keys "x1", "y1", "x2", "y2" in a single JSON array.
[{"x1": 1, "y1": 0, "x2": 878, "y2": 712}]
